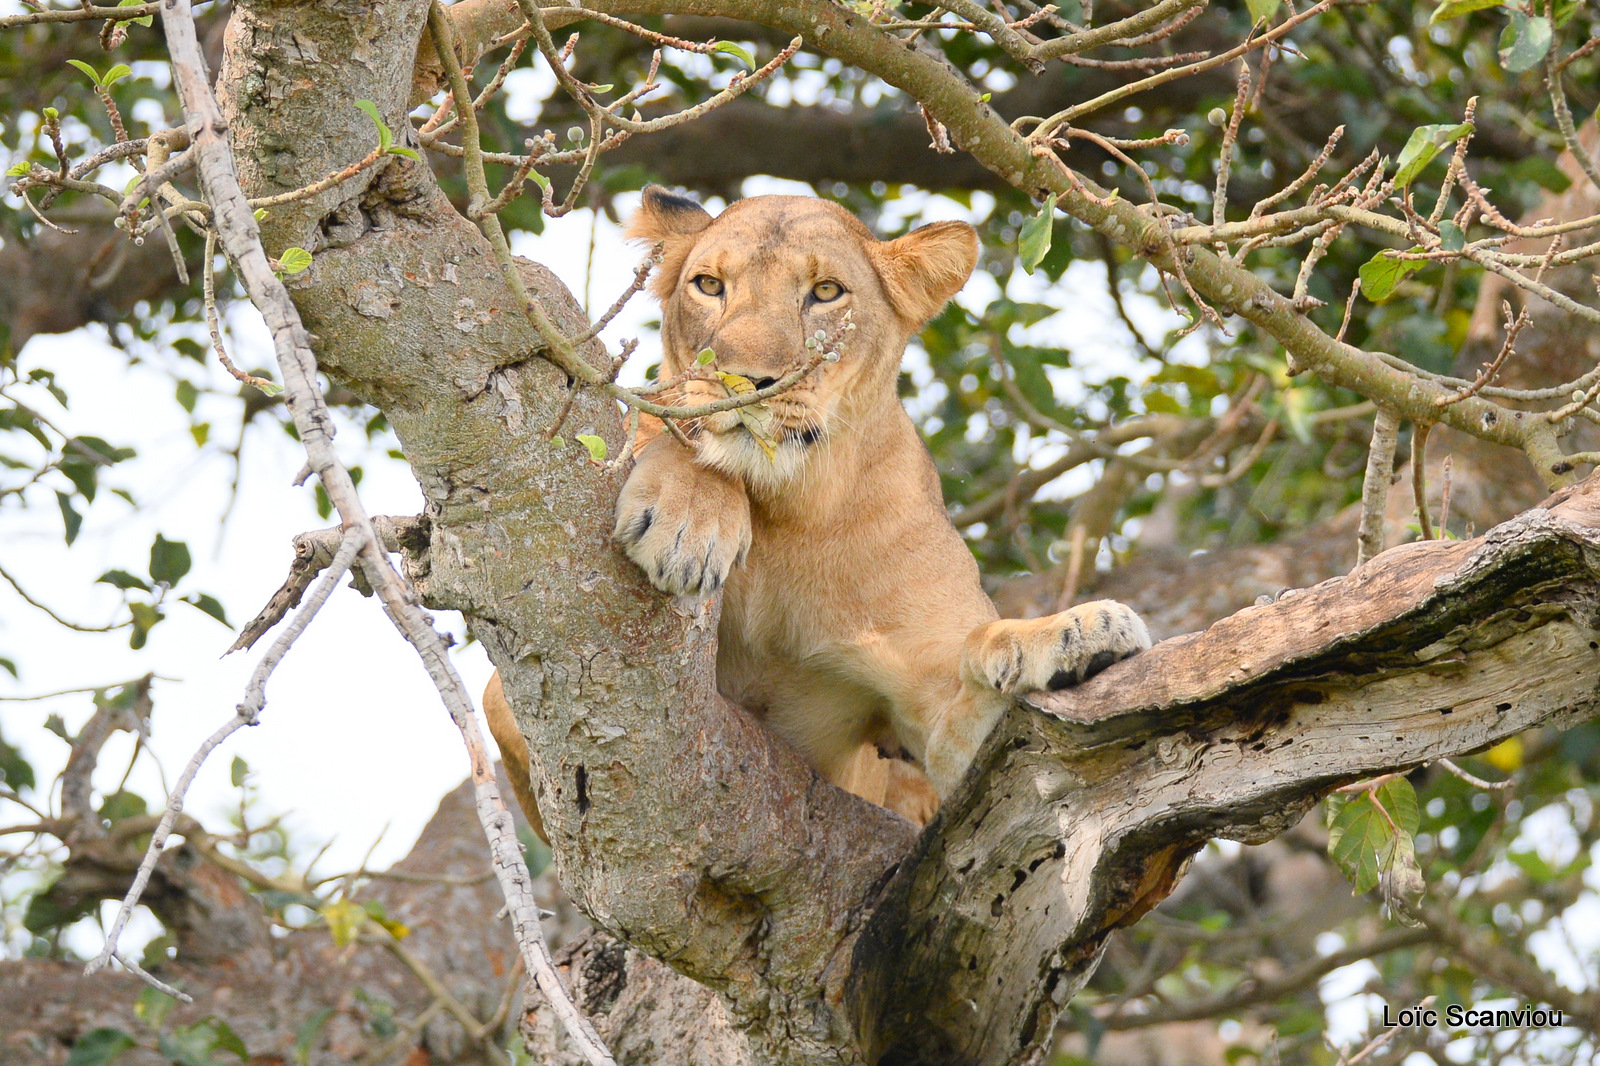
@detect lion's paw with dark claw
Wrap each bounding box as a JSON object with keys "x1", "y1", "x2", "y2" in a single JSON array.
[{"x1": 614, "y1": 436, "x2": 751, "y2": 597}]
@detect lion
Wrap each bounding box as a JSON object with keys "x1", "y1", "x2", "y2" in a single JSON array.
[{"x1": 486, "y1": 187, "x2": 1150, "y2": 837}]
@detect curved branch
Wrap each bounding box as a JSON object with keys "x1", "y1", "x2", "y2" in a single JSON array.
[{"x1": 850, "y1": 478, "x2": 1600, "y2": 1064}]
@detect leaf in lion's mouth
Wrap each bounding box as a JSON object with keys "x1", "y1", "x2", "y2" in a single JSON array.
[{"x1": 715, "y1": 370, "x2": 779, "y2": 462}]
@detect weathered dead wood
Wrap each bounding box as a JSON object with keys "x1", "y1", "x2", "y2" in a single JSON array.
[
  {"x1": 229, "y1": 515, "x2": 430, "y2": 654},
  {"x1": 847, "y1": 479, "x2": 1600, "y2": 1066}
]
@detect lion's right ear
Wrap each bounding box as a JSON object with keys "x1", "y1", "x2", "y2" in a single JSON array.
[
  {"x1": 626, "y1": 186, "x2": 713, "y2": 297},
  {"x1": 869, "y1": 220, "x2": 979, "y2": 329}
]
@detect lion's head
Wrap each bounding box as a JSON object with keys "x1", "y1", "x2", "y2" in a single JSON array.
[{"x1": 626, "y1": 187, "x2": 978, "y2": 493}]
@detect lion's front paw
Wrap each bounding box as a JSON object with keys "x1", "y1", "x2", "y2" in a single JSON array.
[
  {"x1": 614, "y1": 437, "x2": 752, "y2": 596},
  {"x1": 964, "y1": 601, "x2": 1151, "y2": 695}
]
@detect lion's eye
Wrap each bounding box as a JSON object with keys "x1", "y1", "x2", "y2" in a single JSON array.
[
  {"x1": 692, "y1": 275, "x2": 724, "y2": 297},
  {"x1": 811, "y1": 280, "x2": 844, "y2": 302}
]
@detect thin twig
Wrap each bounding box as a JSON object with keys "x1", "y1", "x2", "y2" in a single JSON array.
[
  {"x1": 86, "y1": 529, "x2": 366, "y2": 989},
  {"x1": 1436, "y1": 758, "x2": 1514, "y2": 791},
  {"x1": 0, "y1": 560, "x2": 126, "y2": 632},
  {"x1": 1411, "y1": 420, "x2": 1432, "y2": 540},
  {"x1": 1355, "y1": 407, "x2": 1400, "y2": 566}
]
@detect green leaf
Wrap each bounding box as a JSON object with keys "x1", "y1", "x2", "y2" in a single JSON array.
[
  {"x1": 1245, "y1": 0, "x2": 1279, "y2": 21},
  {"x1": 7, "y1": 161, "x2": 30, "y2": 177},
  {"x1": 0, "y1": 731, "x2": 36, "y2": 791},
  {"x1": 60, "y1": 435, "x2": 133, "y2": 503},
  {"x1": 149, "y1": 533, "x2": 192, "y2": 585},
  {"x1": 24, "y1": 880, "x2": 95, "y2": 933},
  {"x1": 1553, "y1": 0, "x2": 1581, "y2": 26},
  {"x1": 354, "y1": 988, "x2": 397, "y2": 1038},
  {"x1": 354, "y1": 100, "x2": 393, "y2": 151},
  {"x1": 277, "y1": 247, "x2": 312, "y2": 275},
  {"x1": 1328, "y1": 793, "x2": 1393, "y2": 894},
  {"x1": 1374, "y1": 777, "x2": 1420, "y2": 835},
  {"x1": 695, "y1": 347, "x2": 717, "y2": 365},
  {"x1": 1393, "y1": 122, "x2": 1472, "y2": 188},
  {"x1": 67, "y1": 59, "x2": 102, "y2": 86},
  {"x1": 184, "y1": 593, "x2": 231, "y2": 627},
  {"x1": 1439, "y1": 220, "x2": 1465, "y2": 252},
  {"x1": 175, "y1": 379, "x2": 199, "y2": 413},
  {"x1": 135, "y1": 985, "x2": 177, "y2": 1029},
  {"x1": 128, "y1": 602, "x2": 163, "y2": 649},
  {"x1": 159, "y1": 1020, "x2": 246, "y2": 1066},
  {"x1": 117, "y1": 0, "x2": 154, "y2": 26},
  {"x1": 293, "y1": 1009, "x2": 335, "y2": 1066},
  {"x1": 230, "y1": 755, "x2": 249, "y2": 788},
  {"x1": 101, "y1": 64, "x2": 132, "y2": 87},
  {"x1": 65, "y1": 1028, "x2": 136, "y2": 1066},
  {"x1": 1498, "y1": 11, "x2": 1552, "y2": 73},
  {"x1": 710, "y1": 41, "x2": 756, "y2": 67},
  {"x1": 56, "y1": 491, "x2": 83, "y2": 545},
  {"x1": 97, "y1": 789, "x2": 147, "y2": 824},
  {"x1": 205, "y1": 1019, "x2": 248, "y2": 1061},
  {"x1": 98, "y1": 569, "x2": 151, "y2": 592},
  {"x1": 363, "y1": 900, "x2": 410, "y2": 939},
  {"x1": 1507, "y1": 847, "x2": 1556, "y2": 883},
  {"x1": 1358, "y1": 248, "x2": 1427, "y2": 303},
  {"x1": 44, "y1": 713, "x2": 70, "y2": 741},
  {"x1": 1510, "y1": 153, "x2": 1572, "y2": 194},
  {"x1": 576, "y1": 434, "x2": 608, "y2": 461},
  {"x1": 1430, "y1": 0, "x2": 1506, "y2": 23},
  {"x1": 1018, "y1": 193, "x2": 1056, "y2": 274},
  {"x1": 386, "y1": 145, "x2": 421, "y2": 161},
  {"x1": 139, "y1": 933, "x2": 175, "y2": 973},
  {"x1": 549, "y1": 434, "x2": 565, "y2": 449}
]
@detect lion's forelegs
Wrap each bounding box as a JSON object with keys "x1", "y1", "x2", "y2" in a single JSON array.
[{"x1": 921, "y1": 602, "x2": 1152, "y2": 795}]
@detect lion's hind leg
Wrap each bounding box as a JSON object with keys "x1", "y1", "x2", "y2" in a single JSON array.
[
  {"x1": 836, "y1": 741, "x2": 942, "y2": 827},
  {"x1": 961, "y1": 601, "x2": 1151, "y2": 695}
]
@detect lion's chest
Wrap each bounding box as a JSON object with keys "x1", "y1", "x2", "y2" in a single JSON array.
[{"x1": 713, "y1": 522, "x2": 892, "y2": 720}]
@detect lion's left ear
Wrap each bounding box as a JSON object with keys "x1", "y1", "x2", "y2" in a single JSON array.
[{"x1": 869, "y1": 221, "x2": 979, "y2": 328}]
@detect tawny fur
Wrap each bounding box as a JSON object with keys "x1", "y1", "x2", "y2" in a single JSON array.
[{"x1": 487, "y1": 188, "x2": 1150, "y2": 835}]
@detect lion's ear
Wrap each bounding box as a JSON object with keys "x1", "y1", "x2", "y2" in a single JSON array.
[
  {"x1": 626, "y1": 185, "x2": 713, "y2": 243},
  {"x1": 870, "y1": 221, "x2": 979, "y2": 328},
  {"x1": 627, "y1": 186, "x2": 713, "y2": 298}
]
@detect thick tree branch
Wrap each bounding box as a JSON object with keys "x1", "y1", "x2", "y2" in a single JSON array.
[{"x1": 849, "y1": 478, "x2": 1600, "y2": 1064}]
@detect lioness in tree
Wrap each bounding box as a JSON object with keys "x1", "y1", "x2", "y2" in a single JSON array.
[{"x1": 487, "y1": 187, "x2": 1150, "y2": 832}]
